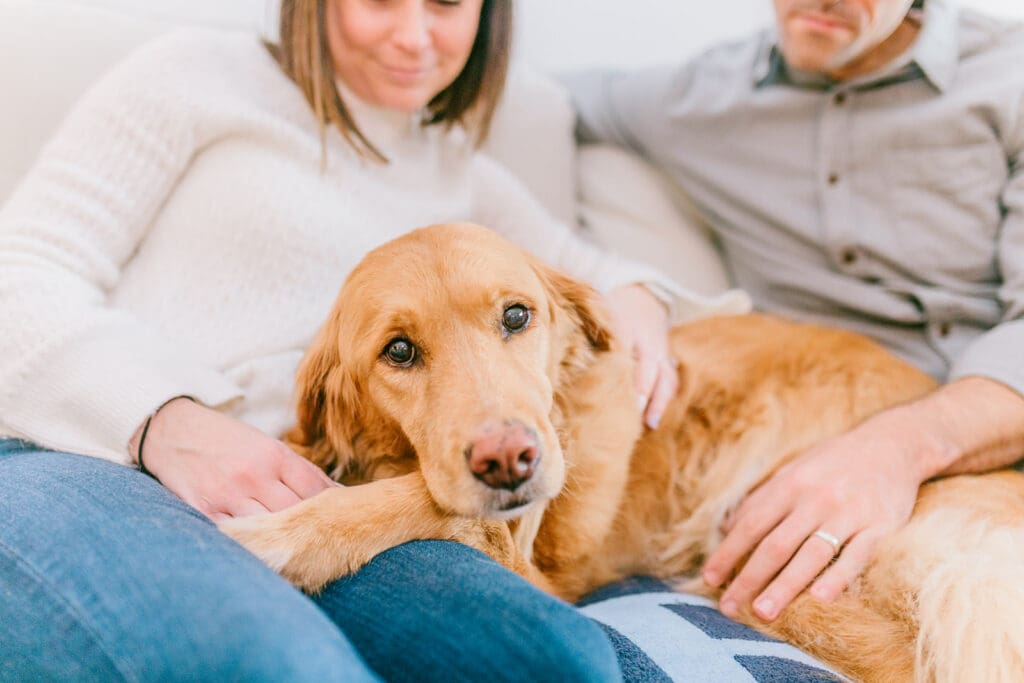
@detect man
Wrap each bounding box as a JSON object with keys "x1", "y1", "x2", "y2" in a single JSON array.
[{"x1": 567, "y1": 0, "x2": 1024, "y2": 623}]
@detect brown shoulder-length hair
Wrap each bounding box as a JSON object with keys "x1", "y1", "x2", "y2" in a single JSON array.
[{"x1": 268, "y1": 0, "x2": 513, "y2": 163}]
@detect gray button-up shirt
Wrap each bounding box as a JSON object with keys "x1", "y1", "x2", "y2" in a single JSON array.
[{"x1": 567, "y1": 0, "x2": 1024, "y2": 397}]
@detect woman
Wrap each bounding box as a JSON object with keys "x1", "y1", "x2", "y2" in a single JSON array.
[{"x1": 0, "y1": 0, "x2": 681, "y2": 679}]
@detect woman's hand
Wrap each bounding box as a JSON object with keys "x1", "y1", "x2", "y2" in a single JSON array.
[
  {"x1": 606, "y1": 284, "x2": 677, "y2": 429},
  {"x1": 133, "y1": 398, "x2": 337, "y2": 521}
]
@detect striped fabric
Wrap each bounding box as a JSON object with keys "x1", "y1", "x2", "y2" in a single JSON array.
[{"x1": 578, "y1": 578, "x2": 846, "y2": 682}]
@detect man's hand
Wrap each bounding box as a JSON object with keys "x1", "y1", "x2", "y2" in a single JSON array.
[
  {"x1": 606, "y1": 284, "x2": 677, "y2": 430},
  {"x1": 702, "y1": 412, "x2": 930, "y2": 622},
  {"x1": 135, "y1": 398, "x2": 337, "y2": 521},
  {"x1": 703, "y1": 376, "x2": 1024, "y2": 622}
]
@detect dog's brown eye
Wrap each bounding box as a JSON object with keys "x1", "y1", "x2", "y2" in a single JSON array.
[
  {"x1": 383, "y1": 338, "x2": 416, "y2": 366},
  {"x1": 502, "y1": 305, "x2": 530, "y2": 333}
]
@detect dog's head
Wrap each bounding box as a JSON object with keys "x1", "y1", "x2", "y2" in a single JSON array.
[{"x1": 290, "y1": 223, "x2": 615, "y2": 519}]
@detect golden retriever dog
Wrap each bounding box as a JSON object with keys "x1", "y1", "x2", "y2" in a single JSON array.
[{"x1": 222, "y1": 223, "x2": 1024, "y2": 683}]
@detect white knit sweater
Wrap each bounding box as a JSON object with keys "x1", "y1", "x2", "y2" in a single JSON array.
[{"x1": 0, "y1": 29, "x2": 731, "y2": 465}]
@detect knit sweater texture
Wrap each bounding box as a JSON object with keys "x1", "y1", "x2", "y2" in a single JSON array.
[{"x1": 0, "y1": 29, "x2": 738, "y2": 465}]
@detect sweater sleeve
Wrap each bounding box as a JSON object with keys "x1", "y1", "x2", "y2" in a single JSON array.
[
  {"x1": 0, "y1": 33, "x2": 243, "y2": 465},
  {"x1": 468, "y1": 153, "x2": 750, "y2": 323}
]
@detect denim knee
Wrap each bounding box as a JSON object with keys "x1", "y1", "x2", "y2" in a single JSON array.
[
  {"x1": 498, "y1": 596, "x2": 623, "y2": 683},
  {"x1": 151, "y1": 615, "x2": 380, "y2": 683},
  {"x1": 0, "y1": 530, "x2": 378, "y2": 683},
  {"x1": 316, "y1": 540, "x2": 622, "y2": 683},
  {"x1": 0, "y1": 444, "x2": 379, "y2": 683}
]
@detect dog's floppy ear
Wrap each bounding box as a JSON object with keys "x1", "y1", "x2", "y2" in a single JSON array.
[
  {"x1": 287, "y1": 303, "x2": 412, "y2": 479},
  {"x1": 286, "y1": 308, "x2": 359, "y2": 474},
  {"x1": 535, "y1": 262, "x2": 613, "y2": 352}
]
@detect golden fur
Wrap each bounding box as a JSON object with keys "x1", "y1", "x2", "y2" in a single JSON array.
[{"x1": 222, "y1": 224, "x2": 1024, "y2": 682}]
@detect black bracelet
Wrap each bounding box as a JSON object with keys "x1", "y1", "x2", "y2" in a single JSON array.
[
  {"x1": 136, "y1": 396, "x2": 196, "y2": 477},
  {"x1": 136, "y1": 413, "x2": 157, "y2": 477}
]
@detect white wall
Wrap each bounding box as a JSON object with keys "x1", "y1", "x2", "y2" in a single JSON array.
[
  {"x1": 516, "y1": 0, "x2": 771, "y2": 71},
  {"x1": 57, "y1": 0, "x2": 271, "y2": 30},
  {"x1": 52, "y1": 0, "x2": 1024, "y2": 71},
  {"x1": 516, "y1": 0, "x2": 1024, "y2": 71}
]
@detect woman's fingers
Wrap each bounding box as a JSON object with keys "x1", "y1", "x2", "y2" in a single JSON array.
[
  {"x1": 190, "y1": 494, "x2": 271, "y2": 520},
  {"x1": 280, "y1": 454, "x2": 338, "y2": 499},
  {"x1": 256, "y1": 481, "x2": 305, "y2": 512},
  {"x1": 644, "y1": 358, "x2": 678, "y2": 429},
  {"x1": 227, "y1": 496, "x2": 272, "y2": 518},
  {"x1": 633, "y1": 343, "x2": 659, "y2": 412},
  {"x1": 605, "y1": 284, "x2": 673, "y2": 421}
]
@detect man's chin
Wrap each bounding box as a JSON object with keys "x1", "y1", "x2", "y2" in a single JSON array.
[{"x1": 781, "y1": 38, "x2": 851, "y2": 74}]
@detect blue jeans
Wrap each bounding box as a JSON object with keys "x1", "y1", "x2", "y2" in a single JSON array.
[{"x1": 0, "y1": 439, "x2": 621, "y2": 682}]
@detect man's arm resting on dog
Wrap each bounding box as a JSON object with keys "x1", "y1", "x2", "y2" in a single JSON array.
[
  {"x1": 925, "y1": 377, "x2": 1024, "y2": 476},
  {"x1": 702, "y1": 375, "x2": 1024, "y2": 624},
  {"x1": 704, "y1": 112, "x2": 1024, "y2": 623}
]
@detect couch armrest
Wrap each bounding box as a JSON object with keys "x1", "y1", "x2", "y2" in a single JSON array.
[{"x1": 482, "y1": 67, "x2": 578, "y2": 226}]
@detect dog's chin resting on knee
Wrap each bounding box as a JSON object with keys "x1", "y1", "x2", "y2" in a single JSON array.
[{"x1": 221, "y1": 222, "x2": 1024, "y2": 683}]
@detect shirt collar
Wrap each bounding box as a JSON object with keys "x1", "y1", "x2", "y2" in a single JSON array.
[
  {"x1": 753, "y1": 0, "x2": 960, "y2": 93},
  {"x1": 752, "y1": 30, "x2": 784, "y2": 89},
  {"x1": 911, "y1": 0, "x2": 959, "y2": 92}
]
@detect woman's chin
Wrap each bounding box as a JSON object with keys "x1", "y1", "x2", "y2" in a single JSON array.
[{"x1": 364, "y1": 85, "x2": 438, "y2": 113}]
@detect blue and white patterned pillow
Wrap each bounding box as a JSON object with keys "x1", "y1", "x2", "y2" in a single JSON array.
[{"x1": 578, "y1": 577, "x2": 847, "y2": 682}]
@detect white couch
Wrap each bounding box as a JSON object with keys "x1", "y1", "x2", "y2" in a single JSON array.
[
  {"x1": 4, "y1": 0, "x2": 1022, "y2": 299},
  {"x1": 0, "y1": 0, "x2": 736, "y2": 302},
  {"x1": 0, "y1": 2, "x2": 900, "y2": 679}
]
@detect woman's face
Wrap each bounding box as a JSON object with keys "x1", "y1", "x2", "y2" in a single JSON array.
[{"x1": 326, "y1": 0, "x2": 485, "y2": 111}]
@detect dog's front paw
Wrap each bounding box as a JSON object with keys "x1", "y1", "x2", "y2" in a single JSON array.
[
  {"x1": 219, "y1": 512, "x2": 298, "y2": 573},
  {"x1": 219, "y1": 507, "x2": 342, "y2": 594}
]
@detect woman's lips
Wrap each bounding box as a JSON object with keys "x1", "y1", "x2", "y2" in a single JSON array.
[{"x1": 382, "y1": 65, "x2": 430, "y2": 83}]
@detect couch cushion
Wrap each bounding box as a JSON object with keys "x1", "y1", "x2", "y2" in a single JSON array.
[
  {"x1": 579, "y1": 578, "x2": 847, "y2": 682},
  {"x1": 577, "y1": 144, "x2": 734, "y2": 297},
  {"x1": 482, "y1": 67, "x2": 578, "y2": 226}
]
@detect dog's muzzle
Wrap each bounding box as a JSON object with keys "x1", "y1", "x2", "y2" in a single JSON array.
[{"x1": 464, "y1": 419, "x2": 542, "y2": 491}]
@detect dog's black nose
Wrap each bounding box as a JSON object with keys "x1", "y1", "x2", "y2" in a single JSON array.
[{"x1": 466, "y1": 421, "x2": 541, "y2": 491}]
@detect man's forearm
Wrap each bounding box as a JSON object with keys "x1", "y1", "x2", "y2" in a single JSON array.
[{"x1": 873, "y1": 376, "x2": 1024, "y2": 480}]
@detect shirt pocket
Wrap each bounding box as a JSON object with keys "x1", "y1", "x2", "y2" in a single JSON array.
[{"x1": 883, "y1": 142, "x2": 1004, "y2": 285}]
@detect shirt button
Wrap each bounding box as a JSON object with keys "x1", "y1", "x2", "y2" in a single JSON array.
[
  {"x1": 828, "y1": 173, "x2": 840, "y2": 185},
  {"x1": 840, "y1": 247, "x2": 858, "y2": 265},
  {"x1": 834, "y1": 92, "x2": 847, "y2": 105},
  {"x1": 937, "y1": 322, "x2": 952, "y2": 337}
]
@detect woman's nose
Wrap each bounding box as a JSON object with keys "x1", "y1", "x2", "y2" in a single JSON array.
[{"x1": 392, "y1": 1, "x2": 431, "y2": 53}]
